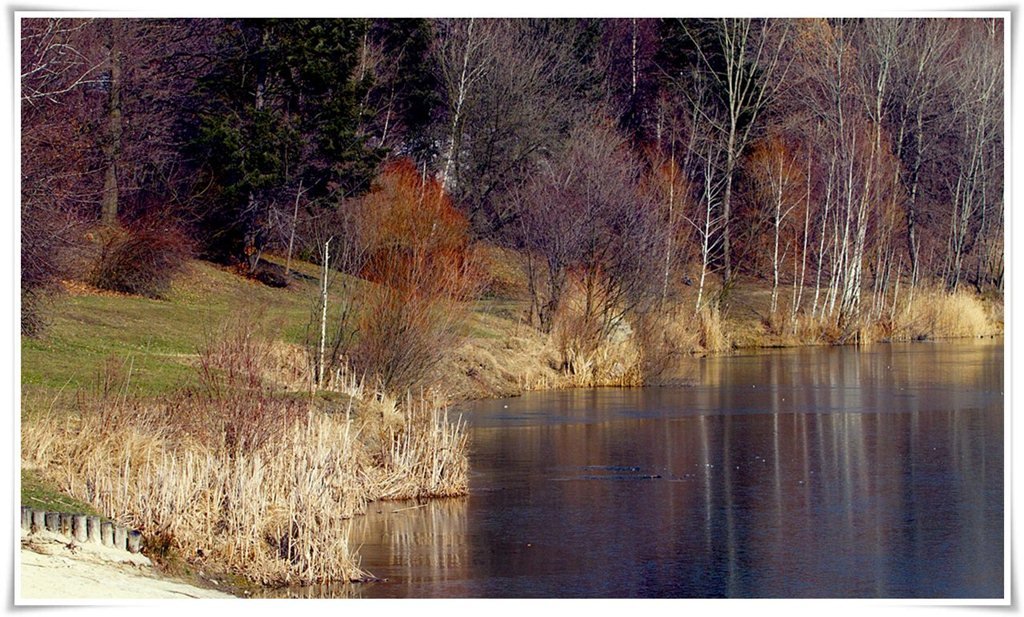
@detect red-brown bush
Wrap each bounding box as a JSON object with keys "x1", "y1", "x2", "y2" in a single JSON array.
[
  {"x1": 88, "y1": 214, "x2": 192, "y2": 298},
  {"x1": 341, "y1": 159, "x2": 480, "y2": 392}
]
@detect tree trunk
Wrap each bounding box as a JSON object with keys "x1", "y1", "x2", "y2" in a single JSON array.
[
  {"x1": 284, "y1": 179, "x2": 304, "y2": 276},
  {"x1": 317, "y1": 237, "x2": 332, "y2": 388},
  {"x1": 100, "y1": 22, "x2": 122, "y2": 226},
  {"x1": 440, "y1": 18, "x2": 475, "y2": 193}
]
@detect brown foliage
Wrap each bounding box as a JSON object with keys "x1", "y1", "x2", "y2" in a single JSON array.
[
  {"x1": 341, "y1": 159, "x2": 480, "y2": 393},
  {"x1": 87, "y1": 214, "x2": 192, "y2": 298}
]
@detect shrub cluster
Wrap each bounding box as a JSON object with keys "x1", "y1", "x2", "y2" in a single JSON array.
[{"x1": 89, "y1": 216, "x2": 191, "y2": 298}]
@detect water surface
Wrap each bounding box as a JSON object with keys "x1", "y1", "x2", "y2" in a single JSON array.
[{"x1": 327, "y1": 340, "x2": 1004, "y2": 598}]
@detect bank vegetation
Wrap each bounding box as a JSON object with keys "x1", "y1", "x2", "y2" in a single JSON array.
[{"x1": 20, "y1": 16, "x2": 1004, "y2": 588}]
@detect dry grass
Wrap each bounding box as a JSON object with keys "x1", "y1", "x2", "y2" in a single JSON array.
[
  {"x1": 20, "y1": 324, "x2": 468, "y2": 587},
  {"x1": 441, "y1": 331, "x2": 562, "y2": 399},
  {"x1": 558, "y1": 338, "x2": 645, "y2": 388},
  {"x1": 883, "y1": 285, "x2": 995, "y2": 341},
  {"x1": 696, "y1": 305, "x2": 731, "y2": 353}
]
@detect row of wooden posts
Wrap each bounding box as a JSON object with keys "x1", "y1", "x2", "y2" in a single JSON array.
[{"x1": 20, "y1": 506, "x2": 143, "y2": 554}]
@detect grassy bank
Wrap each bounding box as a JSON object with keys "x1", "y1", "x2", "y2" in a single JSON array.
[
  {"x1": 20, "y1": 254, "x2": 1002, "y2": 586},
  {"x1": 21, "y1": 260, "x2": 468, "y2": 586}
]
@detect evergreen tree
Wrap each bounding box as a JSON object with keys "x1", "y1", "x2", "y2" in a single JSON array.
[{"x1": 188, "y1": 18, "x2": 382, "y2": 268}]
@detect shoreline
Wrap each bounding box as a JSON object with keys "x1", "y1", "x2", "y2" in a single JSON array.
[
  {"x1": 18, "y1": 531, "x2": 236, "y2": 601},
  {"x1": 19, "y1": 334, "x2": 1003, "y2": 601}
]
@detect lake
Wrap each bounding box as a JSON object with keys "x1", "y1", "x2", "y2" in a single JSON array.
[{"x1": 295, "y1": 339, "x2": 1005, "y2": 599}]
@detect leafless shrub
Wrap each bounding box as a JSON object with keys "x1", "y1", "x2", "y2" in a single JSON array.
[{"x1": 88, "y1": 215, "x2": 192, "y2": 298}]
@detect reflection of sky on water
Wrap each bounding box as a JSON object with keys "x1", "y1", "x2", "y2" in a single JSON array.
[{"x1": 316, "y1": 339, "x2": 1004, "y2": 598}]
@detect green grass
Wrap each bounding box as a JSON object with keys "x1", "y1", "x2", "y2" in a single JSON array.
[
  {"x1": 21, "y1": 468, "x2": 101, "y2": 516},
  {"x1": 21, "y1": 261, "x2": 325, "y2": 400}
]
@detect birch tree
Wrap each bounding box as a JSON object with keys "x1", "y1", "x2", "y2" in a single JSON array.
[
  {"x1": 886, "y1": 19, "x2": 957, "y2": 287},
  {"x1": 676, "y1": 18, "x2": 792, "y2": 285},
  {"x1": 433, "y1": 18, "x2": 495, "y2": 194},
  {"x1": 943, "y1": 19, "x2": 1002, "y2": 291},
  {"x1": 749, "y1": 134, "x2": 805, "y2": 318}
]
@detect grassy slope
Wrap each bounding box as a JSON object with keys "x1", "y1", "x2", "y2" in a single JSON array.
[
  {"x1": 22, "y1": 261, "x2": 322, "y2": 401},
  {"x1": 20, "y1": 254, "x2": 530, "y2": 409}
]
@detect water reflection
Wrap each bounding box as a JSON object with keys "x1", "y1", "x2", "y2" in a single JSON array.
[{"x1": 311, "y1": 340, "x2": 1004, "y2": 598}]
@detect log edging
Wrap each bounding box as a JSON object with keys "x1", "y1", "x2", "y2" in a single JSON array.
[{"x1": 21, "y1": 506, "x2": 142, "y2": 554}]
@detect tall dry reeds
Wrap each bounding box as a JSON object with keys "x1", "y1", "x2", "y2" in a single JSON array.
[
  {"x1": 878, "y1": 284, "x2": 994, "y2": 341},
  {"x1": 696, "y1": 304, "x2": 731, "y2": 353},
  {"x1": 783, "y1": 284, "x2": 995, "y2": 345},
  {"x1": 549, "y1": 281, "x2": 646, "y2": 387},
  {"x1": 21, "y1": 322, "x2": 469, "y2": 586}
]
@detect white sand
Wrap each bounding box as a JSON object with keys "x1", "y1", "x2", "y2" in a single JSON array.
[{"x1": 18, "y1": 531, "x2": 235, "y2": 601}]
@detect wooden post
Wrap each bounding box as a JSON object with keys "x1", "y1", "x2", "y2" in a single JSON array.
[
  {"x1": 31, "y1": 510, "x2": 45, "y2": 533},
  {"x1": 44, "y1": 512, "x2": 60, "y2": 532},
  {"x1": 72, "y1": 515, "x2": 88, "y2": 542},
  {"x1": 87, "y1": 516, "x2": 102, "y2": 543},
  {"x1": 114, "y1": 525, "x2": 127, "y2": 550},
  {"x1": 21, "y1": 507, "x2": 31, "y2": 531},
  {"x1": 101, "y1": 521, "x2": 114, "y2": 547},
  {"x1": 59, "y1": 513, "x2": 73, "y2": 536},
  {"x1": 127, "y1": 530, "x2": 142, "y2": 554}
]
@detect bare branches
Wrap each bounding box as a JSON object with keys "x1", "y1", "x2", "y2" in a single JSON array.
[{"x1": 20, "y1": 18, "x2": 105, "y2": 106}]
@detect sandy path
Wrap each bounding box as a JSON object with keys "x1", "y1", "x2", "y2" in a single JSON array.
[{"x1": 18, "y1": 531, "x2": 235, "y2": 601}]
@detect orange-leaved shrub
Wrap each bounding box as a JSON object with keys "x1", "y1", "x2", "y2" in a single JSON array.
[{"x1": 344, "y1": 159, "x2": 480, "y2": 393}]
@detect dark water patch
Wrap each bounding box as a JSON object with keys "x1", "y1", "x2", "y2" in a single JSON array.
[{"x1": 286, "y1": 339, "x2": 1005, "y2": 599}]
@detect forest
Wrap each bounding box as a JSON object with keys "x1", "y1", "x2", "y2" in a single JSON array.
[
  {"x1": 22, "y1": 17, "x2": 1004, "y2": 348},
  {"x1": 19, "y1": 17, "x2": 1005, "y2": 587}
]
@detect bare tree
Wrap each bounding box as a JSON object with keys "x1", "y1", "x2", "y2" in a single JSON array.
[
  {"x1": 748, "y1": 133, "x2": 805, "y2": 317},
  {"x1": 20, "y1": 18, "x2": 104, "y2": 105},
  {"x1": 885, "y1": 19, "x2": 957, "y2": 288},
  {"x1": 943, "y1": 19, "x2": 1002, "y2": 291},
  {"x1": 433, "y1": 18, "x2": 495, "y2": 194},
  {"x1": 512, "y1": 120, "x2": 663, "y2": 344},
  {"x1": 433, "y1": 19, "x2": 597, "y2": 236},
  {"x1": 678, "y1": 18, "x2": 792, "y2": 286}
]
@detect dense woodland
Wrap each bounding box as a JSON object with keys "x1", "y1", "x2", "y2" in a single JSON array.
[{"x1": 21, "y1": 18, "x2": 1004, "y2": 378}]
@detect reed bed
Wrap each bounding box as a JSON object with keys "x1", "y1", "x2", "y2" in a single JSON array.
[
  {"x1": 696, "y1": 305, "x2": 730, "y2": 353},
  {"x1": 850, "y1": 284, "x2": 995, "y2": 343},
  {"x1": 891, "y1": 285, "x2": 994, "y2": 340},
  {"x1": 21, "y1": 326, "x2": 469, "y2": 587}
]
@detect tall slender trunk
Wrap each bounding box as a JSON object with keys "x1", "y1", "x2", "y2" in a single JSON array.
[
  {"x1": 660, "y1": 148, "x2": 676, "y2": 306},
  {"x1": 811, "y1": 155, "x2": 835, "y2": 320},
  {"x1": 770, "y1": 161, "x2": 782, "y2": 316},
  {"x1": 100, "y1": 22, "x2": 122, "y2": 226},
  {"x1": 244, "y1": 27, "x2": 270, "y2": 272},
  {"x1": 317, "y1": 237, "x2": 332, "y2": 388},
  {"x1": 284, "y1": 179, "x2": 304, "y2": 276},
  {"x1": 440, "y1": 18, "x2": 475, "y2": 193},
  {"x1": 721, "y1": 131, "x2": 736, "y2": 283},
  {"x1": 792, "y1": 151, "x2": 812, "y2": 325},
  {"x1": 696, "y1": 156, "x2": 715, "y2": 314}
]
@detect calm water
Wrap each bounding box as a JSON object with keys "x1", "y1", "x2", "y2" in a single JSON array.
[{"x1": 311, "y1": 340, "x2": 1004, "y2": 598}]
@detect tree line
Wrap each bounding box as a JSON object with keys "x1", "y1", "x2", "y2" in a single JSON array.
[{"x1": 21, "y1": 17, "x2": 1003, "y2": 345}]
